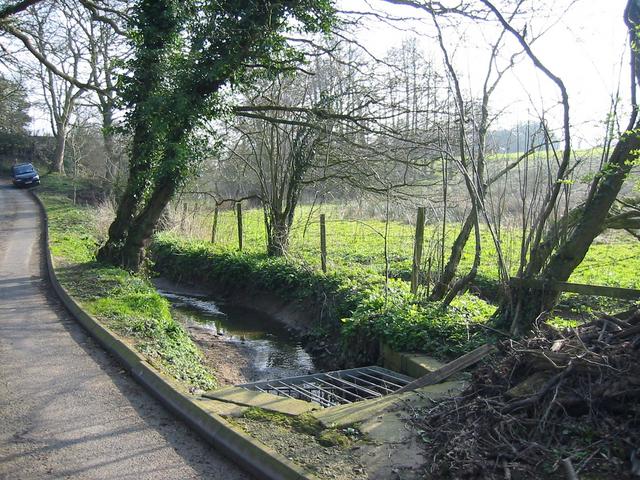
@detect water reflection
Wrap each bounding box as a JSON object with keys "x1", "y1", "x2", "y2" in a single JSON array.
[{"x1": 159, "y1": 290, "x2": 315, "y2": 381}]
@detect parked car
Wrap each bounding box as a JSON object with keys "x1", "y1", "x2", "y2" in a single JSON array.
[{"x1": 11, "y1": 163, "x2": 40, "y2": 187}]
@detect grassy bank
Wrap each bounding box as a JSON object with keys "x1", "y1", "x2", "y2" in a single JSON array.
[
  {"x1": 38, "y1": 176, "x2": 216, "y2": 390},
  {"x1": 150, "y1": 233, "x2": 494, "y2": 362},
  {"x1": 38, "y1": 171, "x2": 635, "y2": 371},
  {"x1": 37, "y1": 175, "x2": 488, "y2": 378},
  {"x1": 171, "y1": 202, "x2": 640, "y2": 314}
]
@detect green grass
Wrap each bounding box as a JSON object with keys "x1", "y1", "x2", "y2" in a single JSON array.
[
  {"x1": 182, "y1": 203, "x2": 640, "y2": 292},
  {"x1": 169, "y1": 195, "x2": 640, "y2": 325},
  {"x1": 43, "y1": 194, "x2": 100, "y2": 264},
  {"x1": 340, "y1": 279, "x2": 495, "y2": 358},
  {"x1": 150, "y1": 234, "x2": 495, "y2": 360},
  {"x1": 39, "y1": 177, "x2": 216, "y2": 390},
  {"x1": 38, "y1": 168, "x2": 638, "y2": 369},
  {"x1": 37, "y1": 171, "x2": 112, "y2": 204}
]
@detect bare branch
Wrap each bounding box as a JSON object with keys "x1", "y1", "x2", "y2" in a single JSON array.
[
  {"x1": 2, "y1": 22, "x2": 106, "y2": 94},
  {"x1": 0, "y1": 0, "x2": 41, "y2": 19}
]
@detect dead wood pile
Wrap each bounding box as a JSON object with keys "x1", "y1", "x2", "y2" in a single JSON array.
[{"x1": 415, "y1": 309, "x2": 640, "y2": 479}]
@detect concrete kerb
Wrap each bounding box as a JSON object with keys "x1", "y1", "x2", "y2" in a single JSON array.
[{"x1": 30, "y1": 191, "x2": 318, "y2": 480}]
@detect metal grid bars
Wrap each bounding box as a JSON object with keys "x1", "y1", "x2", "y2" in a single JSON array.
[{"x1": 238, "y1": 366, "x2": 414, "y2": 408}]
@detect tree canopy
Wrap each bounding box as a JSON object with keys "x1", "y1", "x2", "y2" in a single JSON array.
[
  {"x1": 97, "y1": 0, "x2": 336, "y2": 269},
  {"x1": 0, "y1": 75, "x2": 30, "y2": 134}
]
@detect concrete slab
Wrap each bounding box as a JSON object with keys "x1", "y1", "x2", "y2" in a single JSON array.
[
  {"x1": 381, "y1": 343, "x2": 446, "y2": 378},
  {"x1": 360, "y1": 412, "x2": 413, "y2": 444},
  {"x1": 356, "y1": 425, "x2": 426, "y2": 480},
  {"x1": 403, "y1": 355, "x2": 445, "y2": 378},
  {"x1": 205, "y1": 386, "x2": 317, "y2": 415},
  {"x1": 196, "y1": 397, "x2": 249, "y2": 417},
  {"x1": 412, "y1": 380, "x2": 467, "y2": 400},
  {"x1": 347, "y1": 380, "x2": 469, "y2": 479},
  {"x1": 312, "y1": 380, "x2": 467, "y2": 428}
]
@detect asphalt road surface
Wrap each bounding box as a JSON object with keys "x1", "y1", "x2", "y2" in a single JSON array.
[{"x1": 0, "y1": 182, "x2": 252, "y2": 480}]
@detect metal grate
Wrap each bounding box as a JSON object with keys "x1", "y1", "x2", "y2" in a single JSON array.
[{"x1": 238, "y1": 366, "x2": 414, "y2": 408}]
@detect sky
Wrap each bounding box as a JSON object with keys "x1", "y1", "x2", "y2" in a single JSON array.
[
  {"x1": 17, "y1": 0, "x2": 631, "y2": 146},
  {"x1": 340, "y1": 0, "x2": 629, "y2": 146}
]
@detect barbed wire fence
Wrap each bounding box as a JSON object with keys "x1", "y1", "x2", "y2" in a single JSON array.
[
  {"x1": 164, "y1": 193, "x2": 510, "y2": 298},
  {"x1": 155, "y1": 192, "x2": 640, "y2": 318},
  {"x1": 166, "y1": 189, "x2": 615, "y2": 302}
]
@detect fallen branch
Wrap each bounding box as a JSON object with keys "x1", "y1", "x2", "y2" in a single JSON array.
[
  {"x1": 396, "y1": 344, "x2": 494, "y2": 393},
  {"x1": 502, "y1": 362, "x2": 573, "y2": 414}
]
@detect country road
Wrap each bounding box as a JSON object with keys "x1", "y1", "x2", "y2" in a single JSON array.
[{"x1": 0, "y1": 183, "x2": 252, "y2": 480}]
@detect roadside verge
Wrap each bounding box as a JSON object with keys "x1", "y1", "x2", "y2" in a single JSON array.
[{"x1": 31, "y1": 190, "x2": 317, "y2": 480}]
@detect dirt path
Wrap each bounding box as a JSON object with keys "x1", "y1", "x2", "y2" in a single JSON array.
[{"x1": 0, "y1": 182, "x2": 252, "y2": 480}]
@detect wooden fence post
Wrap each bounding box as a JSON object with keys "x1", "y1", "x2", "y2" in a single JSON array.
[
  {"x1": 320, "y1": 213, "x2": 327, "y2": 273},
  {"x1": 210, "y1": 205, "x2": 219, "y2": 243},
  {"x1": 180, "y1": 202, "x2": 188, "y2": 232},
  {"x1": 236, "y1": 202, "x2": 243, "y2": 251},
  {"x1": 411, "y1": 207, "x2": 426, "y2": 294}
]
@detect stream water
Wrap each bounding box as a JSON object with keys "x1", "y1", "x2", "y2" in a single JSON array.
[{"x1": 159, "y1": 291, "x2": 316, "y2": 382}]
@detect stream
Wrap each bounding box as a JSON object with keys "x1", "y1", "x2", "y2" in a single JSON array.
[{"x1": 159, "y1": 290, "x2": 316, "y2": 383}]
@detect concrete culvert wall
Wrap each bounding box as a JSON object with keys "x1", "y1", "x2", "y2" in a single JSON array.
[{"x1": 148, "y1": 241, "x2": 382, "y2": 371}]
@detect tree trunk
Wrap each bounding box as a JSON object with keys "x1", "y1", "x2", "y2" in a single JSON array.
[
  {"x1": 506, "y1": 123, "x2": 640, "y2": 335},
  {"x1": 487, "y1": 0, "x2": 640, "y2": 335},
  {"x1": 442, "y1": 213, "x2": 481, "y2": 307},
  {"x1": 96, "y1": 121, "x2": 158, "y2": 264},
  {"x1": 52, "y1": 125, "x2": 67, "y2": 173},
  {"x1": 112, "y1": 119, "x2": 192, "y2": 271},
  {"x1": 430, "y1": 208, "x2": 476, "y2": 300},
  {"x1": 119, "y1": 177, "x2": 177, "y2": 270},
  {"x1": 266, "y1": 212, "x2": 291, "y2": 257},
  {"x1": 102, "y1": 108, "x2": 117, "y2": 181},
  {"x1": 97, "y1": 0, "x2": 183, "y2": 265}
]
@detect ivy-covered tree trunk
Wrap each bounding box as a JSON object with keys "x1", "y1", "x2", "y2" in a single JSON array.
[
  {"x1": 97, "y1": 0, "x2": 335, "y2": 271},
  {"x1": 96, "y1": 0, "x2": 183, "y2": 265},
  {"x1": 265, "y1": 208, "x2": 296, "y2": 257},
  {"x1": 97, "y1": 118, "x2": 164, "y2": 264},
  {"x1": 116, "y1": 120, "x2": 191, "y2": 268},
  {"x1": 119, "y1": 178, "x2": 177, "y2": 269}
]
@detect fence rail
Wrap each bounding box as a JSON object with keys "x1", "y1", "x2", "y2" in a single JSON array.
[{"x1": 510, "y1": 277, "x2": 640, "y2": 300}]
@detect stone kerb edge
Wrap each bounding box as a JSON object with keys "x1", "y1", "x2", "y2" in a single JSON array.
[{"x1": 30, "y1": 190, "x2": 316, "y2": 480}]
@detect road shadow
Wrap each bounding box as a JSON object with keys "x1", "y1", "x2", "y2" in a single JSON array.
[{"x1": 0, "y1": 188, "x2": 251, "y2": 479}]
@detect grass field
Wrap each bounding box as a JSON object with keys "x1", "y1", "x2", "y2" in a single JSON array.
[{"x1": 169, "y1": 201, "x2": 640, "y2": 293}]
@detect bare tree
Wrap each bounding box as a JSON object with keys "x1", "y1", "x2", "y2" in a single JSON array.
[
  {"x1": 2, "y1": 0, "x2": 127, "y2": 176},
  {"x1": 8, "y1": 2, "x2": 94, "y2": 172},
  {"x1": 0, "y1": 74, "x2": 30, "y2": 134},
  {"x1": 484, "y1": 0, "x2": 640, "y2": 334},
  {"x1": 223, "y1": 75, "x2": 336, "y2": 256},
  {"x1": 79, "y1": 0, "x2": 129, "y2": 182}
]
